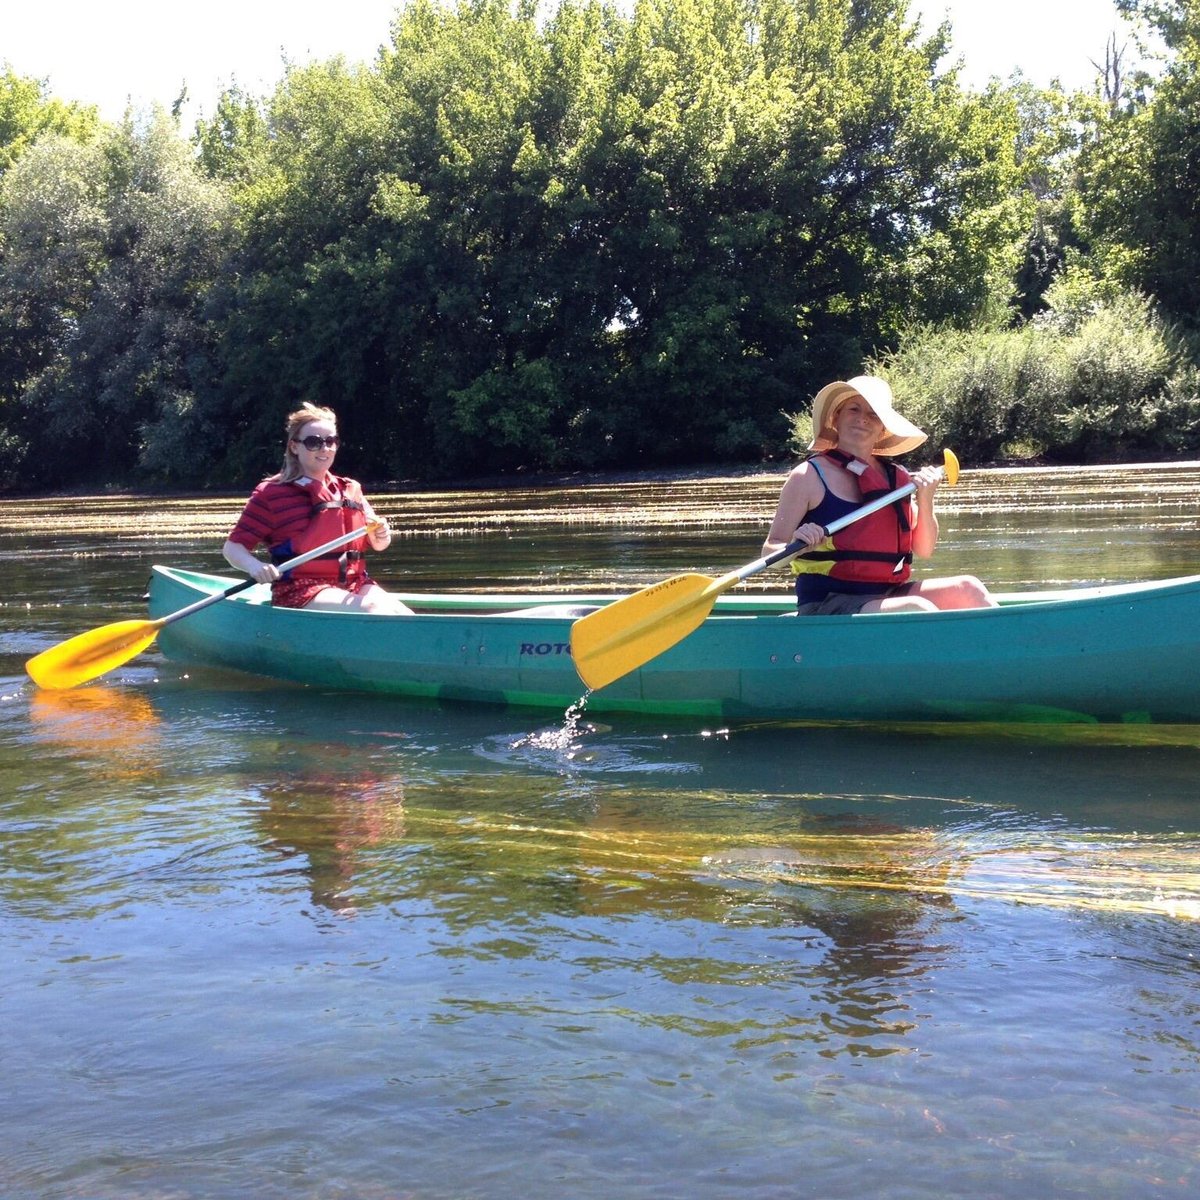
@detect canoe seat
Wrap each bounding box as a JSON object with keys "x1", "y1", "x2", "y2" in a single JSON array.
[{"x1": 492, "y1": 604, "x2": 601, "y2": 619}]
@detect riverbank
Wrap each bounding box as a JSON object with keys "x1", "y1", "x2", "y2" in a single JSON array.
[{"x1": 8, "y1": 453, "x2": 1200, "y2": 504}]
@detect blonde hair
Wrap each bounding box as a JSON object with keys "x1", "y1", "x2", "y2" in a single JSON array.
[{"x1": 271, "y1": 402, "x2": 338, "y2": 482}]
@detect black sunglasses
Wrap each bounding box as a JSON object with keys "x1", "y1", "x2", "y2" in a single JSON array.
[{"x1": 295, "y1": 435, "x2": 339, "y2": 451}]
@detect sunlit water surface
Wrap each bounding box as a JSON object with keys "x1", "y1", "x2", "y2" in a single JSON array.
[{"x1": 2, "y1": 463, "x2": 1199, "y2": 1199}]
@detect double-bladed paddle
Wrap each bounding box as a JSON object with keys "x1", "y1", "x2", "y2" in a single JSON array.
[
  {"x1": 25, "y1": 522, "x2": 382, "y2": 690},
  {"x1": 570, "y1": 450, "x2": 959, "y2": 691}
]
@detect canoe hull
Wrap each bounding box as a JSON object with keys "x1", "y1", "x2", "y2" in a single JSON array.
[{"x1": 148, "y1": 566, "x2": 1200, "y2": 723}]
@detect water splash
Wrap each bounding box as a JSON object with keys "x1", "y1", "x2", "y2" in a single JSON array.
[
  {"x1": 486, "y1": 695, "x2": 700, "y2": 774},
  {"x1": 508, "y1": 692, "x2": 595, "y2": 759}
]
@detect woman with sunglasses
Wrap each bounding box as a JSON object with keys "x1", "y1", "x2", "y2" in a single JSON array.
[{"x1": 222, "y1": 403, "x2": 412, "y2": 613}]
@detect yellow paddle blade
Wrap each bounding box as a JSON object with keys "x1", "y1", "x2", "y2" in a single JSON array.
[
  {"x1": 943, "y1": 447, "x2": 960, "y2": 486},
  {"x1": 570, "y1": 571, "x2": 732, "y2": 691},
  {"x1": 25, "y1": 618, "x2": 164, "y2": 690}
]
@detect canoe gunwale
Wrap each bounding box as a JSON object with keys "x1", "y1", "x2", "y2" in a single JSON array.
[{"x1": 149, "y1": 566, "x2": 1200, "y2": 618}]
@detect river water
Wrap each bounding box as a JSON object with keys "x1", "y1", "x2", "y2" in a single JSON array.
[{"x1": 2, "y1": 462, "x2": 1199, "y2": 1199}]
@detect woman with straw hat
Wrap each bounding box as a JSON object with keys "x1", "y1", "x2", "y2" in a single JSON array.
[{"x1": 763, "y1": 376, "x2": 994, "y2": 614}]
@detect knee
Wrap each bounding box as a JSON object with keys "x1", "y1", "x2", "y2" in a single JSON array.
[
  {"x1": 359, "y1": 584, "x2": 412, "y2": 615},
  {"x1": 369, "y1": 595, "x2": 412, "y2": 614},
  {"x1": 905, "y1": 596, "x2": 939, "y2": 613},
  {"x1": 878, "y1": 594, "x2": 938, "y2": 613},
  {"x1": 371, "y1": 595, "x2": 413, "y2": 616},
  {"x1": 935, "y1": 575, "x2": 995, "y2": 609},
  {"x1": 958, "y1": 575, "x2": 995, "y2": 607}
]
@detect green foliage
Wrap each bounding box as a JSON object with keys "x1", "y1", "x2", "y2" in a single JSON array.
[
  {"x1": 1008, "y1": 83, "x2": 1094, "y2": 319},
  {"x1": 853, "y1": 276, "x2": 1200, "y2": 465},
  {"x1": 0, "y1": 66, "x2": 99, "y2": 173},
  {"x1": 0, "y1": 111, "x2": 234, "y2": 489},
  {"x1": 1075, "y1": 2, "x2": 1200, "y2": 327},
  {"x1": 194, "y1": 85, "x2": 270, "y2": 187},
  {"x1": 191, "y1": 0, "x2": 1031, "y2": 482},
  {"x1": 7, "y1": 1, "x2": 1200, "y2": 492},
  {"x1": 0, "y1": 67, "x2": 106, "y2": 487}
]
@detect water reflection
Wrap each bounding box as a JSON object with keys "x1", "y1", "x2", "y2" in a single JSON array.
[
  {"x1": 65, "y1": 676, "x2": 1187, "y2": 1070},
  {"x1": 6, "y1": 465, "x2": 1200, "y2": 1200},
  {"x1": 10, "y1": 677, "x2": 1200, "y2": 933},
  {"x1": 28, "y1": 685, "x2": 164, "y2": 776},
  {"x1": 255, "y1": 763, "x2": 408, "y2": 915}
]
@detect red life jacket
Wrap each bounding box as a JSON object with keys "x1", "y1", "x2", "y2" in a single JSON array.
[
  {"x1": 270, "y1": 476, "x2": 369, "y2": 585},
  {"x1": 791, "y1": 451, "x2": 915, "y2": 587}
]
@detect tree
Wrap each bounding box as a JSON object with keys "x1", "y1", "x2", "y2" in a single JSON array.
[
  {"x1": 194, "y1": 84, "x2": 271, "y2": 187},
  {"x1": 0, "y1": 66, "x2": 99, "y2": 173},
  {"x1": 2, "y1": 2, "x2": 1049, "y2": 488},
  {"x1": 570, "y1": 0, "x2": 1027, "y2": 464},
  {"x1": 201, "y1": 55, "x2": 399, "y2": 480},
  {"x1": 1009, "y1": 82, "x2": 1092, "y2": 320},
  {"x1": 1078, "y1": 0, "x2": 1200, "y2": 325},
  {"x1": 0, "y1": 134, "x2": 109, "y2": 486},
  {"x1": 0, "y1": 111, "x2": 234, "y2": 488}
]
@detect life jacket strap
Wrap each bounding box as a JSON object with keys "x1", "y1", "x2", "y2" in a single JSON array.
[
  {"x1": 269, "y1": 544, "x2": 366, "y2": 580},
  {"x1": 311, "y1": 499, "x2": 366, "y2": 515},
  {"x1": 821, "y1": 451, "x2": 911, "y2": 532},
  {"x1": 802, "y1": 549, "x2": 913, "y2": 565}
]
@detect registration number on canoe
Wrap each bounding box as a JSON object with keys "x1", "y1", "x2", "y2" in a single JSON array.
[{"x1": 519, "y1": 640, "x2": 571, "y2": 657}]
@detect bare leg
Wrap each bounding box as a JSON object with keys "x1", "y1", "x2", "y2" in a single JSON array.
[
  {"x1": 858, "y1": 575, "x2": 995, "y2": 614},
  {"x1": 862, "y1": 593, "x2": 939, "y2": 614},
  {"x1": 907, "y1": 575, "x2": 997, "y2": 610}
]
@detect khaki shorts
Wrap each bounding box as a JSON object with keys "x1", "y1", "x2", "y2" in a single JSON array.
[{"x1": 795, "y1": 585, "x2": 911, "y2": 616}]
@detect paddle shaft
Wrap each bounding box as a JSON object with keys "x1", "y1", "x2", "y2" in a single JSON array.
[
  {"x1": 723, "y1": 476, "x2": 923, "y2": 588},
  {"x1": 154, "y1": 521, "x2": 381, "y2": 631}
]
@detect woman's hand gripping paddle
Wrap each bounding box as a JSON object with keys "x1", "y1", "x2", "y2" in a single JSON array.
[
  {"x1": 570, "y1": 450, "x2": 959, "y2": 691},
  {"x1": 25, "y1": 522, "x2": 383, "y2": 690}
]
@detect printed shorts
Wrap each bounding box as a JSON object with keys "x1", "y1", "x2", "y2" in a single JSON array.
[{"x1": 272, "y1": 573, "x2": 375, "y2": 610}]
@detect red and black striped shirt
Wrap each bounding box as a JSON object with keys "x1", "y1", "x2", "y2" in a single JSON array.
[{"x1": 227, "y1": 475, "x2": 357, "y2": 551}]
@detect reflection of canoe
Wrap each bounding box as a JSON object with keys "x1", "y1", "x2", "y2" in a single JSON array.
[{"x1": 149, "y1": 566, "x2": 1200, "y2": 724}]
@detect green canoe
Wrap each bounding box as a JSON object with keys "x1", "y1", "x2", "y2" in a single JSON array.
[{"x1": 147, "y1": 565, "x2": 1200, "y2": 723}]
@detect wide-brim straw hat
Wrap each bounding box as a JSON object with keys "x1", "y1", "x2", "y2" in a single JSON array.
[{"x1": 808, "y1": 375, "x2": 927, "y2": 457}]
